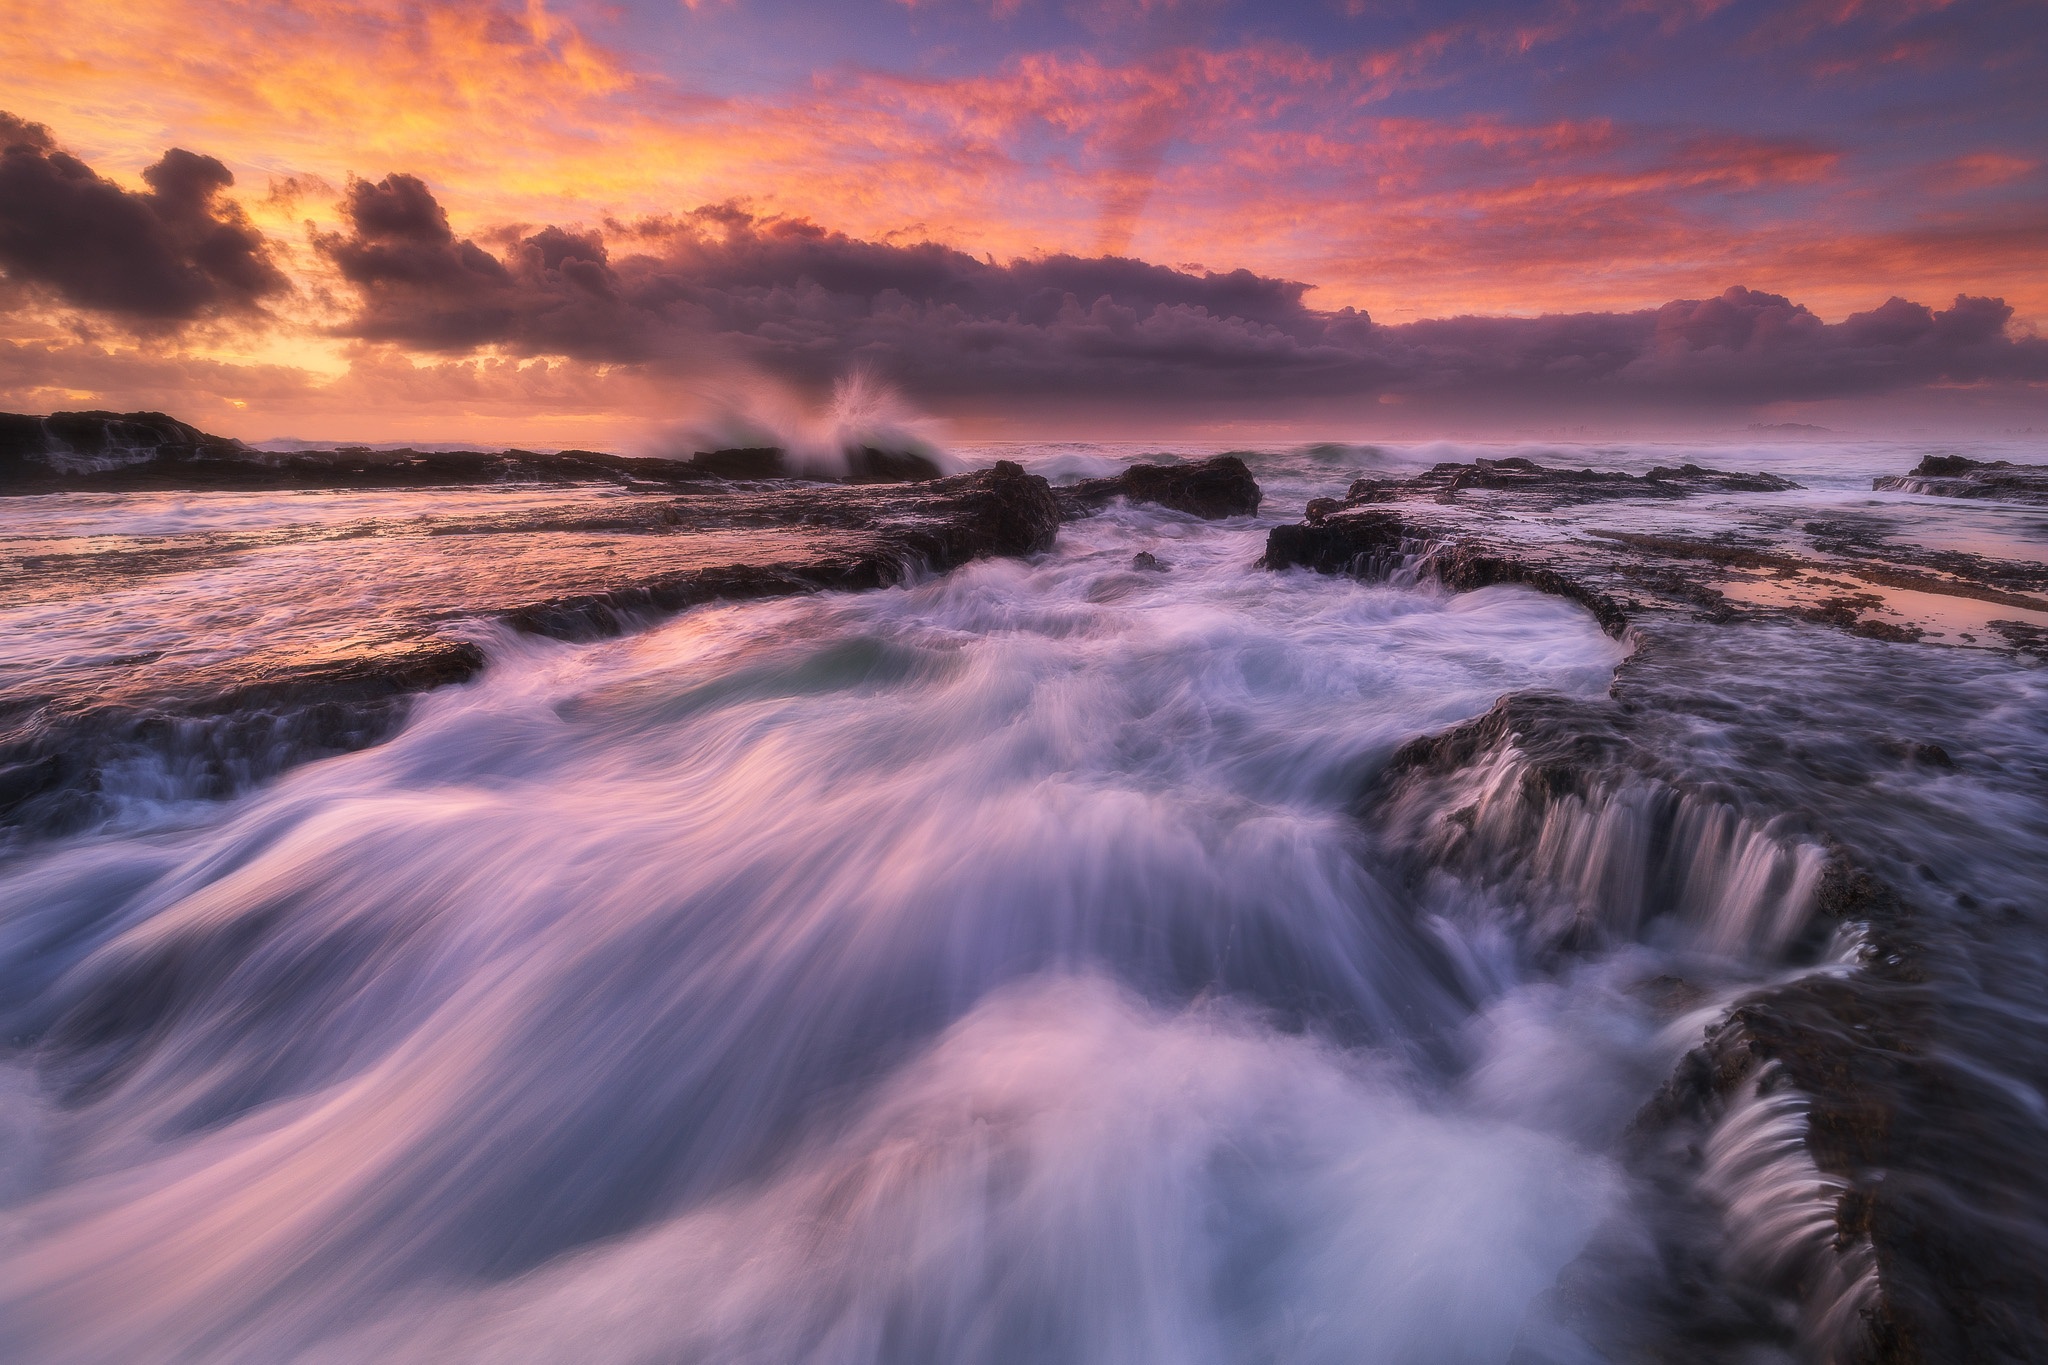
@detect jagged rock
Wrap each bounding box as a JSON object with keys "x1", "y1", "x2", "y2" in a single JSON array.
[
  {"x1": 1060, "y1": 455, "x2": 1261, "y2": 519},
  {"x1": 1328, "y1": 498, "x2": 2048, "y2": 1361},
  {"x1": 1131, "y1": 551, "x2": 1169, "y2": 572},
  {"x1": 1873, "y1": 454, "x2": 2048, "y2": 506}
]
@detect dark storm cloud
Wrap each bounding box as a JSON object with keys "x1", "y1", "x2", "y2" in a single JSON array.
[
  {"x1": 0, "y1": 113, "x2": 286, "y2": 321},
  {"x1": 317, "y1": 179, "x2": 2048, "y2": 413}
]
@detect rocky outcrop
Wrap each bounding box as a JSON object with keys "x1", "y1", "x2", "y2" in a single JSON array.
[
  {"x1": 683, "y1": 446, "x2": 786, "y2": 480},
  {"x1": 0, "y1": 409, "x2": 244, "y2": 469},
  {"x1": 1263, "y1": 457, "x2": 2048, "y2": 649},
  {"x1": 1873, "y1": 454, "x2": 2048, "y2": 506},
  {"x1": 844, "y1": 445, "x2": 945, "y2": 483},
  {"x1": 0, "y1": 412, "x2": 718, "y2": 493},
  {"x1": 683, "y1": 445, "x2": 945, "y2": 483},
  {"x1": 1342, "y1": 455, "x2": 1798, "y2": 509},
  {"x1": 1361, "y1": 623, "x2": 2048, "y2": 1362},
  {"x1": 0, "y1": 411, "x2": 950, "y2": 493},
  {"x1": 1288, "y1": 459, "x2": 2048, "y2": 1360},
  {"x1": 509, "y1": 461, "x2": 1060, "y2": 639},
  {"x1": 1059, "y1": 454, "x2": 1262, "y2": 519},
  {"x1": 3, "y1": 461, "x2": 1060, "y2": 836}
]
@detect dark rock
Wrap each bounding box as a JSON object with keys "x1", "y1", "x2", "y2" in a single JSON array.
[
  {"x1": 4, "y1": 459, "x2": 1060, "y2": 837},
  {"x1": 1061, "y1": 455, "x2": 1262, "y2": 519},
  {"x1": 687, "y1": 447, "x2": 786, "y2": 479},
  {"x1": 1359, "y1": 614, "x2": 2048, "y2": 1359},
  {"x1": 1342, "y1": 456, "x2": 1799, "y2": 509},
  {"x1": 686, "y1": 445, "x2": 943, "y2": 483},
  {"x1": 1874, "y1": 455, "x2": 2048, "y2": 505},
  {"x1": 0, "y1": 409, "x2": 242, "y2": 466},
  {"x1": 0, "y1": 412, "x2": 724, "y2": 494},
  {"x1": 1131, "y1": 551, "x2": 1169, "y2": 572},
  {"x1": 844, "y1": 446, "x2": 943, "y2": 483},
  {"x1": 1910, "y1": 454, "x2": 1980, "y2": 478},
  {"x1": 1261, "y1": 460, "x2": 2047, "y2": 651},
  {"x1": 1263, "y1": 510, "x2": 1631, "y2": 637}
]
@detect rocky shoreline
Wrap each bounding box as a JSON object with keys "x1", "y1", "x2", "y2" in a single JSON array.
[
  {"x1": 1263, "y1": 455, "x2": 2048, "y2": 1363},
  {"x1": 1, "y1": 413, "x2": 1258, "y2": 837}
]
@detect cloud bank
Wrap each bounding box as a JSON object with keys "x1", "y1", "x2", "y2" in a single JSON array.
[
  {"x1": 0, "y1": 113, "x2": 284, "y2": 322},
  {"x1": 305, "y1": 173, "x2": 2048, "y2": 415},
  {"x1": 1, "y1": 114, "x2": 2043, "y2": 431}
]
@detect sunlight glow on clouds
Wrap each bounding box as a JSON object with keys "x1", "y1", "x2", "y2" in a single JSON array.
[{"x1": 0, "y1": 0, "x2": 2041, "y2": 438}]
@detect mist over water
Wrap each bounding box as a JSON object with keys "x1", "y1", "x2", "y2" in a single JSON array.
[
  {"x1": 649, "y1": 370, "x2": 961, "y2": 478},
  {"x1": 2, "y1": 436, "x2": 2044, "y2": 1361}
]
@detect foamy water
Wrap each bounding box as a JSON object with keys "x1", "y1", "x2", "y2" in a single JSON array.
[{"x1": 1, "y1": 437, "x2": 2044, "y2": 1361}]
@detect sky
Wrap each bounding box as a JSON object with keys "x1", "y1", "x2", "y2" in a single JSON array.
[{"x1": 0, "y1": 0, "x2": 2043, "y2": 445}]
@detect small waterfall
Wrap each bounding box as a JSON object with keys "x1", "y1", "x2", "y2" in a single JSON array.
[
  {"x1": 1380, "y1": 743, "x2": 1830, "y2": 962},
  {"x1": 1698, "y1": 1062, "x2": 1879, "y2": 1360}
]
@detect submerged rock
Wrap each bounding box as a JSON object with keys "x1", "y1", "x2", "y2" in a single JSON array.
[{"x1": 1060, "y1": 455, "x2": 1262, "y2": 519}]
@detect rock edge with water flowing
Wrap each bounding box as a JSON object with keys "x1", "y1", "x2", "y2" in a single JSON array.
[
  {"x1": 1871, "y1": 453, "x2": 2048, "y2": 506},
  {"x1": 1, "y1": 456, "x2": 1066, "y2": 838},
  {"x1": 1266, "y1": 455, "x2": 2048, "y2": 1363}
]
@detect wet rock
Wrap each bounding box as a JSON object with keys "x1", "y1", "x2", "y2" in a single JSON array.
[
  {"x1": 0, "y1": 410, "x2": 942, "y2": 494},
  {"x1": 0, "y1": 639, "x2": 488, "y2": 834},
  {"x1": 1263, "y1": 509, "x2": 1630, "y2": 637},
  {"x1": 685, "y1": 445, "x2": 944, "y2": 483},
  {"x1": 506, "y1": 461, "x2": 1061, "y2": 641},
  {"x1": 1131, "y1": 551, "x2": 1170, "y2": 572},
  {"x1": 1351, "y1": 593, "x2": 2048, "y2": 1359},
  {"x1": 1060, "y1": 455, "x2": 1262, "y2": 519},
  {"x1": 4, "y1": 460, "x2": 1059, "y2": 836},
  {"x1": 1343, "y1": 456, "x2": 1799, "y2": 509},
  {"x1": 1263, "y1": 460, "x2": 2048, "y2": 652},
  {"x1": 0, "y1": 415, "x2": 720, "y2": 494},
  {"x1": 1988, "y1": 620, "x2": 2048, "y2": 659},
  {"x1": 0, "y1": 409, "x2": 242, "y2": 466},
  {"x1": 844, "y1": 446, "x2": 943, "y2": 483},
  {"x1": 1873, "y1": 455, "x2": 2048, "y2": 506},
  {"x1": 686, "y1": 447, "x2": 786, "y2": 479}
]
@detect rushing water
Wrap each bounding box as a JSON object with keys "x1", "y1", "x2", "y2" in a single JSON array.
[{"x1": 1, "y1": 438, "x2": 2044, "y2": 1362}]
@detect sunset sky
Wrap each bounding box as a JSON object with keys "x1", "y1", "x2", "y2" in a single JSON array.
[{"x1": 2, "y1": 0, "x2": 2043, "y2": 444}]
